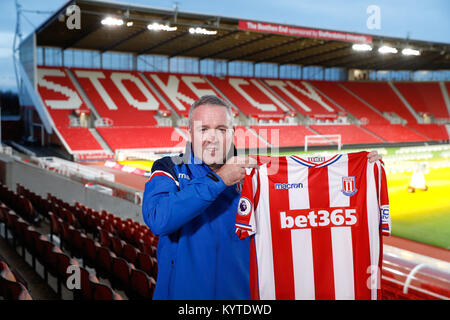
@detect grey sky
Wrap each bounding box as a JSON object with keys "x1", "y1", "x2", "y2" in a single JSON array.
[{"x1": 0, "y1": 0, "x2": 449, "y2": 91}]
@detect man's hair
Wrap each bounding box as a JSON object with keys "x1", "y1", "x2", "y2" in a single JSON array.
[{"x1": 188, "y1": 95, "x2": 233, "y2": 129}]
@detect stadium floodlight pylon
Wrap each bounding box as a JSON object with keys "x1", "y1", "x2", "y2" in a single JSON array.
[{"x1": 304, "y1": 134, "x2": 341, "y2": 152}]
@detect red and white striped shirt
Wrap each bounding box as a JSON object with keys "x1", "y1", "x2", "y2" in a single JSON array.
[{"x1": 235, "y1": 151, "x2": 391, "y2": 300}]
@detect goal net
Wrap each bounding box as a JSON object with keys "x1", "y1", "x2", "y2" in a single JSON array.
[{"x1": 304, "y1": 134, "x2": 342, "y2": 152}]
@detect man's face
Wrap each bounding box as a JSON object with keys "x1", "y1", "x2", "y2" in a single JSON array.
[{"x1": 189, "y1": 104, "x2": 234, "y2": 167}]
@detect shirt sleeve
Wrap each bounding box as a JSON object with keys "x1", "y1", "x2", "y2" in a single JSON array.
[
  {"x1": 235, "y1": 168, "x2": 259, "y2": 240},
  {"x1": 142, "y1": 159, "x2": 227, "y2": 236},
  {"x1": 375, "y1": 160, "x2": 391, "y2": 236}
]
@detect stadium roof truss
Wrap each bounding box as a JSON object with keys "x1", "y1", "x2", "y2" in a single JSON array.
[{"x1": 32, "y1": 0, "x2": 450, "y2": 70}]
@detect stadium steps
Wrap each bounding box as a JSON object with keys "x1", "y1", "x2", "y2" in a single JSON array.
[
  {"x1": 203, "y1": 76, "x2": 246, "y2": 119},
  {"x1": 256, "y1": 79, "x2": 299, "y2": 115},
  {"x1": 66, "y1": 68, "x2": 114, "y2": 155},
  {"x1": 138, "y1": 72, "x2": 181, "y2": 121},
  {"x1": 308, "y1": 82, "x2": 356, "y2": 117},
  {"x1": 338, "y1": 83, "x2": 390, "y2": 123},
  {"x1": 357, "y1": 126, "x2": 389, "y2": 143},
  {"x1": 88, "y1": 128, "x2": 114, "y2": 155},
  {"x1": 439, "y1": 82, "x2": 450, "y2": 117},
  {"x1": 65, "y1": 68, "x2": 102, "y2": 120},
  {"x1": 303, "y1": 125, "x2": 338, "y2": 146},
  {"x1": 246, "y1": 126, "x2": 273, "y2": 148},
  {"x1": 401, "y1": 125, "x2": 434, "y2": 140},
  {"x1": 174, "y1": 127, "x2": 189, "y2": 141},
  {"x1": 388, "y1": 82, "x2": 422, "y2": 123}
]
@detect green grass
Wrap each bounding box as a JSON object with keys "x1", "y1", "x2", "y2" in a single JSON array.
[{"x1": 386, "y1": 167, "x2": 450, "y2": 249}]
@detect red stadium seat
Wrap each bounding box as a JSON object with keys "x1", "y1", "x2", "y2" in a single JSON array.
[
  {"x1": 91, "y1": 281, "x2": 123, "y2": 300},
  {"x1": 129, "y1": 268, "x2": 155, "y2": 299},
  {"x1": 95, "y1": 245, "x2": 116, "y2": 279},
  {"x1": 0, "y1": 260, "x2": 16, "y2": 282},
  {"x1": 111, "y1": 256, "x2": 134, "y2": 292},
  {"x1": 14, "y1": 218, "x2": 29, "y2": 257},
  {"x1": 23, "y1": 227, "x2": 41, "y2": 269},
  {"x1": 122, "y1": 243, "x2": 138, "y2": 265},
  {"x1": 139, "y1": 240, "x2": 156, "y2": 257},
  {"x1": 98, "y1": 227, "x2": 113, "y2": 248},
  {"x1": 72, "y1": 266, "x2": 99, "y2": 300},
  {"x1": 71, "y1": 229, "x2": 87, "y2": 259},
  {"x1": 60, "y1": 220, "x2": 75, "y2": 253},
  {"x1": 111, "y1": 236, "x2": 125, "y2": 257},
  {"x1": 49, "y1": 211, "x2": 61, "y2": 242},
  {"x1": 0, "y1": 278, "x2": 33, "y2": 300},
  {"x1": 394, "y1": 82, "x2": 450, "y2": 120},
  {"x1": 5, "y1": 210, "x2": 19, "y2": 246},
  {"x1": 136, "y1": 252, "x2": 157, "y2": 278}
]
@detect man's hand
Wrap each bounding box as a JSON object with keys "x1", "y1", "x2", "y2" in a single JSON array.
[
  {"x1": 215, "y1": 156, "x2": 259, "y2": 186},
  {"x1": 368, "y1": 150, "x2": 382, "y2": 163}
]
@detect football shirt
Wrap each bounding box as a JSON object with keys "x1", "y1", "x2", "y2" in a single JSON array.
[{"x1": 235, "y1": 151, "x2": 391, "y2": 300}]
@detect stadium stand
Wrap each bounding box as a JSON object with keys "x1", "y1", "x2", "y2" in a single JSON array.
[
  {"x1": 262, "y1": 79, "x2": 339, "y2": 118},
  {"x1": 250, "y1": 125, "x2": 320, "y2": 148},
  {"x1": 206, "y1": 75, "x2": 292, "y2": 121},
  {"x1": 309, "y1": 124, "x2": 385, "y2": 145},
  {"x1": 309, "y1": 80, "x2": 390, "y2": 124},
  {"x1": 35, "y1": 65, "x2": 450, "y2": 154},
  {"x1": 95, "y1": 126, "x2": 186, "y2": 152},
  {"x1": 144, "y1": 72, "x2": 228, "y2": 118},
  {"x1": 37, "y1": 66, "x2": 104, "y2": 152},
  {"x1": 55, "y1": 127, "x2": 103, "y2": 151},
  {"x1": 71, "y1": 68, "x2": 169, "y2": 126},
  {"x1": 406, "y1": 124, "x2": 449, "y2": 141},
  {"x1": 341, "y1": 81, "x2": 418, "y2": 124},
  {"x1": 362, "y1": 124, "x2": 431, "y2": 143},
  {"x1": 394, "y1": 82, "x2": 450, "y2": 120},
  {"x1": 234, "y1": 126, "x2": 270, "y2": 149}
]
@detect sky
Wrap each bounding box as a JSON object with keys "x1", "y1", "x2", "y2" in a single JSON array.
[{"x1": 0, "y1": 0, "x2": 449, "y2": 91}]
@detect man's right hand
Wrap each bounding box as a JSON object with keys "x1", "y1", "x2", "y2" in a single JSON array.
[{"x1": 215, "y1": 156, "x2": 259, "y2": 186}]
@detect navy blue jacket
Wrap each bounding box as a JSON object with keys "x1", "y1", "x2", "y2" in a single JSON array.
[{"x1": 142, "y1": 143, "x2": 250, "y2": 300}]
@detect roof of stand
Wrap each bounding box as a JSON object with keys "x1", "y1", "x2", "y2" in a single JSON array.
[{"x1": 34, "y1": 0, "x2": 450, "y2": 70}]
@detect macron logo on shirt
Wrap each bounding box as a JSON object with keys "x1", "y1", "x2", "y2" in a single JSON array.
[{"x1": 274, "y1": 183, "x2": 304, "y2": 190}]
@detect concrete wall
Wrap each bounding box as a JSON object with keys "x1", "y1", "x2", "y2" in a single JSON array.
[{"x1": 0, "y1": 153, "x2": 144, "y2": 224}]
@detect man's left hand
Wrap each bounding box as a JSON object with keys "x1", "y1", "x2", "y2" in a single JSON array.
[{"x1": 368, "y1": 150, "x2": 382, "y2": 163}]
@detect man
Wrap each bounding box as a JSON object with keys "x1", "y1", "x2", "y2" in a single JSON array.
[{"x1": 142, "y1": 95, "x2": 382, "y2": 300}]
